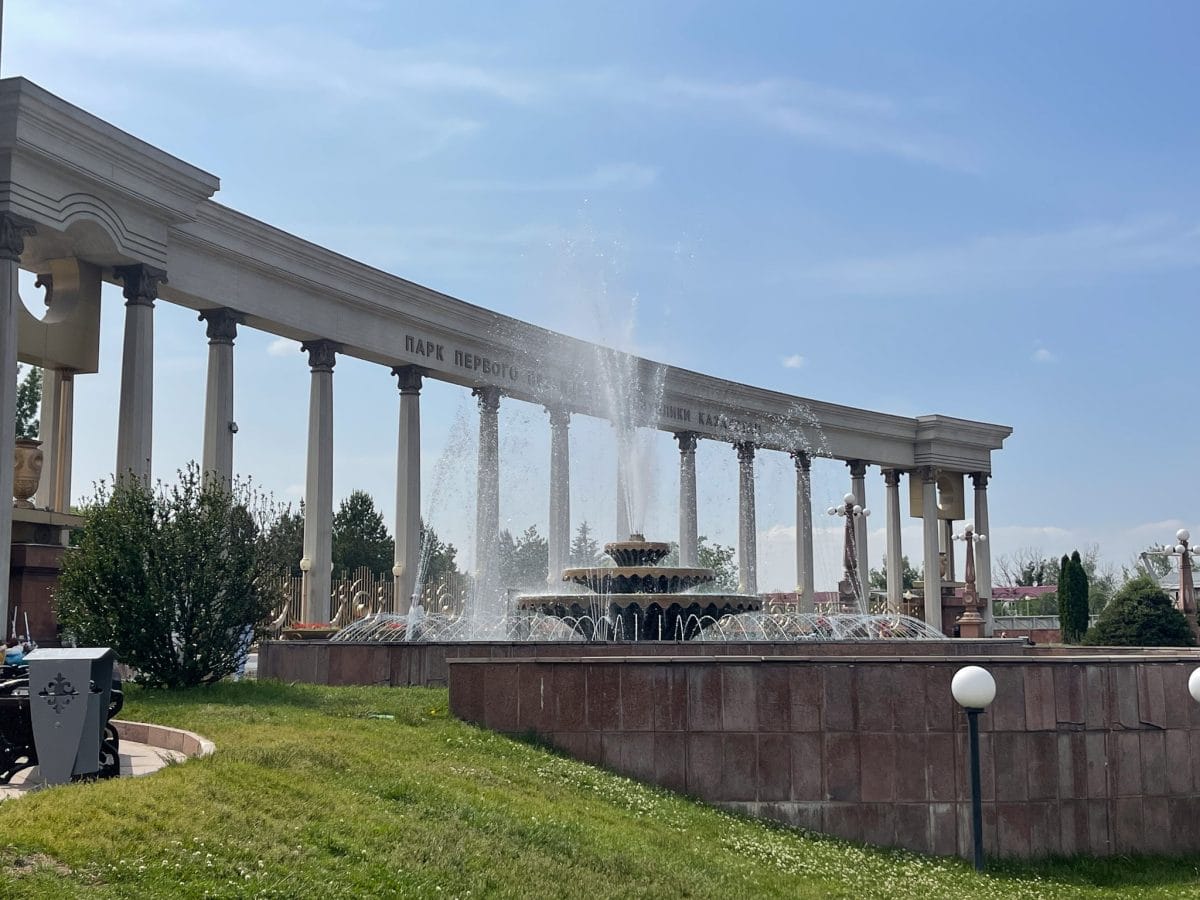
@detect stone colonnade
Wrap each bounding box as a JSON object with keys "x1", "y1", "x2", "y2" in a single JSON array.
[{"x1": 0, "y1": 213, "x2": 997, "y2": 635}]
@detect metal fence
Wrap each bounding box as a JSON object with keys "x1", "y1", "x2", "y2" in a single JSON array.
[{"x1": 266, "y1": 568, "x2": 474, "y2": 634}]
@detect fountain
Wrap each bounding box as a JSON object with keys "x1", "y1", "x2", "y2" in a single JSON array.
[{"x1": 517, "y1": 533, "x2": 760, "y2": 641}]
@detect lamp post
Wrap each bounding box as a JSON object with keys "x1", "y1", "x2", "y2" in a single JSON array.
[
  {"x1": 1188, "y1": 667, "x2": 1200, "y2": 705},
  {"x1": 952, "y1": 522, "x2": 988, "y2": 639},
  {"x1": 952, "y1": 665, "x2": 996, "y2": 871},
  {"x1": 827, "y1": 492, "x2": 870, "y2": 611},
  {"x1": 298, "y1": 556, "x2": 312, "y2": 622},
  {"x1": 1161, "y1": 529, "x2": 1199, "y2": 640}
]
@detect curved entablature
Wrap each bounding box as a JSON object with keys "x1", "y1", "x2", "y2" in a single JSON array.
[{"x1": 0, "y1": 75, "x2": 1011, "y2": 473}]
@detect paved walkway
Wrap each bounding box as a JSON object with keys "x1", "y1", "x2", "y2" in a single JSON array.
[{"x1": 0, "y1": 740, "x2": 186, "y2": 800}]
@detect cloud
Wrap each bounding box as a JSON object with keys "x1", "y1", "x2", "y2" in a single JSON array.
[
  {"x1": 1032, "y1": 346, "x2": 1056, "y2": 363},
  {"x1": 795, "y1": 216, "x2": 1200, "y2": 298},
  {"x1": 781, "y1": 354, "x2": 806, "y2": 369},
  {"x1": 447, "y1": 162, "x2": 658, "y2": 193},
  {"x1": 267, "y1": 337, "x2": 299, "y2": 358}
]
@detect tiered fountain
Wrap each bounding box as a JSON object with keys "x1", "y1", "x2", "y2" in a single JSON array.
[{"x1": 518, "y1": 533, "x2": 760, "y2": 641}]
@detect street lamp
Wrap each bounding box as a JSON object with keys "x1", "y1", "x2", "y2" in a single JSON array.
[
  {"x1": 1161, "y1": 529, "x2": 1199, "y2": 639},
  {"x1": 951, "y1": 665, "x2": 996, "y2": 872},
  {"x1": 952, "y1": 522, "x2": 988, "y2": 638},
  {"x1": 827, "y1": 492, "x2": 870, "y2": 610},
  {"x1": 1188, "y1": 667, "x2": 1200, "y2": 705}
]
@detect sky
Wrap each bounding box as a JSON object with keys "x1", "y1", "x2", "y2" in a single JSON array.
[{"x1": 3, "y1": 0, "x2": 1199, "y2": 592}]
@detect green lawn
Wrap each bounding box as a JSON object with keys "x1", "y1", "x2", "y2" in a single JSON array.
[{"x1": 1, "y1": 681, "x2": 1198, "y2": 898}]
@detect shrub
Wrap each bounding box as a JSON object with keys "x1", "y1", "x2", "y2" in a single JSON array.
[
  {"x1": 1058, "y1": 550, "x2": 1090, "y2": 643},
  {"x1": 55, "y1": 464, "x2": 284, "y2": 687},
  {"x1": 1083, "y1": 575, "x2": 1195, "y2": 648}
]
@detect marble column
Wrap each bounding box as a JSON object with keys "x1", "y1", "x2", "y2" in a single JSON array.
[
  {"x1": 920, "y1": 467, "x2": 942, "y2": 630},
  {"x1": 848, "y1": 460, "x2": 869, "y2": 588},
  {"x1": 0, "y1": 214, "x2": 34, "y2": 635},
  {"x1": 972, "y1": 472, "x2": 994, "y2": 636},
  {"x1": 113, "y1": 264, "x2": 165, "y2": 482},
  {"x1": 883, "y1": 469, "x2": 903, "y2": 614},
  {"x1": 736, "y1": 441, "x2": 758, "y2": 595},
  {"x1": 792, "y1": 450, "x2": 815, "y2": 612},
  {"x1": 198, "y1": 309, "x2": 241, "y2": 488},
  {"x1": 547, "y1": 406, "x2": 571, "y2": 586},
  {"x1": 940, "y1": 519, "x2": 957, "y2": 583},
  {"x1": 300, "y1": 340, "x2": 337, "y2": 623},
  {"x1": 675, "y1": 431, "x2": 698, "y2": 568},
  {"x1": 474, "y1": 387, "x2": 501, "y2": 598},
  {"x1": 393, "y1": 366, "x2": 423, "y2": 614},
  {"x1": 35, "y1": 367, "x2": 75, "y2": 512}
]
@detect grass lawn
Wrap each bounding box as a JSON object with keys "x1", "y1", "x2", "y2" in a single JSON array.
[{"x1": 1, "y1": 681, "x2": 1199, "y2": 898}]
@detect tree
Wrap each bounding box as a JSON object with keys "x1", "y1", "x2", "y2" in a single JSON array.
[
  {"x1": 661, "y1": 536, "x2": 739, "y2": 592},
  {"x1": 570, "y1": 520, "x2": 601, "y2": 568},
  {"x1": 55, "y1": 464, "x2": 283, "y2": 688},
  {"x1": 332, "y1": 490, "x2": 393, "y2": 577},
  {"x1": 868, "y1": 555, "x2": 919, "y2": 592},
  {"x1": 1058, "y1": 550, "x2": 1090, "y2": 643},
  {"x1": 996, "y1": 547, "x2": 1060, "y2": 587},
  {"x1": 14, "y1": 364, "x2": 41, "y2": 438},
  {"x1": 260, "y1": 503, "x2": 304, "y2": 575},
  {"x1": 1084, "y1": 574, "x2": 1195, "y2": 648},
  {"x1": 419, "y1": 519, "x2": 462, "y2": 586},
  {"x1": 499, "y1": 525, "x2": 548, "y2": 589}
]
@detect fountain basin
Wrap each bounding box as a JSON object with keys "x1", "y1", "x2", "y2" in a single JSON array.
[
  {"x1": 560, "y1": 566, "x2": 716, "y2": 594},
  {"x1": 518, "y1": 593, "x2": 761, "y2": 641}
]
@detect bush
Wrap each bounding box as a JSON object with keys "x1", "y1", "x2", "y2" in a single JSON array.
[
  {"x1": 55, "y1": 464, "x2": 284, "y2": 687},
  {"x1": 1083, "y1": 575, "x2": 1195, "y2": 648}
]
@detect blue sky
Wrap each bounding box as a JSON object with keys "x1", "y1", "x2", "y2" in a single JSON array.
[{"x1": 5, "y1": 0, "x2": 1199, "y2": 591}]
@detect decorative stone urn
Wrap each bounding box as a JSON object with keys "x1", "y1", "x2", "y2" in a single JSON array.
[{"x1": 13, "y1": 437, "x2": 43, "y2": 508}]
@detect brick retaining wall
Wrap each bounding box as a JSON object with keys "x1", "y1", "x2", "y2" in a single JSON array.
[{"x1": 448, "y1": 653, "x2": 1200, "y2": 859}]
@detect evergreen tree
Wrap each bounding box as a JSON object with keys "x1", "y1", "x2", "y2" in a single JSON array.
[
  {"x1": 1084, "y1": 575, "x2": 1195, "y2": 647},
  {"x1": 499, "y1": 525, "x2": 548, "y2": 589},
  {"x1": 259, "y1": 503, "x2": 304, "y2": 575},
  {"x1": 1057, "y1": 554, "x2": 1071, "y2": 641},
  {"x1": 1065, "y1": 549, "x2": 1090, "y2": 643},
  {"x1": 14, "y1": 364, "x2": 41, "y2": 438},
  {"x1": 331, "y1": 490, "x2": 393, "y2": 576},
  {"x1": 570, "y1": 520, "x2": 601, "y2": 567}
]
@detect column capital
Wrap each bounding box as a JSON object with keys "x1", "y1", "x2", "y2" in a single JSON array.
[
  {"x1": 473, "y1": 385, "x2": 501, "y2": 414},
  {"x1": 113, "y1": 263, "x2": 166, "y2": 307},
  {"x1": 735, "y1": 441, "x2": 756, "y2": 464},
  {"x1": 971, "y1": 471, "x2": 990, "y2": 489},
  {"x1": 545, "y1": 405, "x2": 571, "y2": 429},
  {"x1": 674, "y1": 431, "x2": 698, "y2": 453},
  {"x1": 790, "y1": 449, "x2": 811, "y2": 472},
  {"x1": 198, "y1": 308, "x2": 243, "y2": 345},
  {"x1": 846, "y1": 459, "x2": 868, "y2": 477},
  {"x1": 301, "y1": 339, "x2": 339, "y2": 373},
  {"x1": 0, "y1": 213, "x2": 35, "y2": 262},
  {"x1": 882, "y1": 468, "x2": 903, "y2": 488},
  {"x1": 391, "y1": 364, "x2": 425, "y2": 394}
]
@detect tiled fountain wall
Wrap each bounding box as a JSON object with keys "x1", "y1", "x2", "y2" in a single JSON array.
[{"x1": 447, "y1": 653, "x2": 1200, "y2": 859}]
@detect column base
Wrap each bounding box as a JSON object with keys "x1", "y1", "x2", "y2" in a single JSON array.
[
  {"x1": 8, "y1": 542, "x2": 68, "y2": 646},
  {"x1": 956, "y1": 610, "x2": 986, "y2": 639}
]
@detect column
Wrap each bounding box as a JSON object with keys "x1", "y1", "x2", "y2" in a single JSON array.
[
  {"x1": 920, "y1": 467, "x2": 942, "y2": 630},
  {"x1": 300, "y1": 340, "x2": 337, "y2": 623},
  {"x1": 736, "y1": 441, "x2": 757, "y2": 595},
  {"x1": 547, "y1": 406, "x2": 571, "y2": 586},
  {"x1": 972, "y1": 472, "x2": 994, "y2": 636},
  {"x1": 198, "y1": 309, "x2": 240, "y2": 488},
  {"x1": 883, "y1": 469, "x2": 903, "y2": 614},
  {"x1": 0, "y1": 213, "x2": 34, "y2": 634},
  {"x1": 675, "y1": 432, "x2": 698, "y2": 567},
  {"x1": 474, "y1": 387, "x2": 501, "y2": 598},
  {"x1": 35, "y1": 367, "x2": 75, "y2": 511},
  {"x1": 393, "y1": 366, "x2": 423, "y2": 614},
  {"x1": 848, "y1": 460, "x2": 869, "y2": 588},
  {"x1": 792, "y1": 450, "x2": 815, "y2": 612},
  {"x1": 113, "y1": 264, "x2": 164, "y2": 482},
  {"x1": 940, "y1": 519, "x2": 956, "y2": 583}
]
